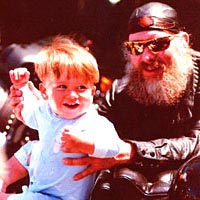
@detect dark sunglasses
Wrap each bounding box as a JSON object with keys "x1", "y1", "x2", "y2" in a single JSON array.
[{"x1": 124, "y1": 35, "x2": 177, "y2": 56}]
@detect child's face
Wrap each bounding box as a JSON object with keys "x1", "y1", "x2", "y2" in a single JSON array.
[{"x1": 39, "y1": 73, "x2": 96, "y2": 120}]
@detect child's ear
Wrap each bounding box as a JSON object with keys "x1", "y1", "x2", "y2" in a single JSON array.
[
  {"x1": 91, "y1": 85, "x2": 96, "y2": 96},
  {"x1": 39, "y1": 83, "x2": 48, "y2": 100}
]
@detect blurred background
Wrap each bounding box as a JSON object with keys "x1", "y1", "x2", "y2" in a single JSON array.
[{"x1": 0, "y1": 0, "x2": 199, "y2": 193}]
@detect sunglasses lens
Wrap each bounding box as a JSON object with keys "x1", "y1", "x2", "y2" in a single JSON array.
[
  {"x1": 125, "y1": 36, "x2": 173, "y2": 55},
  {"x1": 134, "y1": 44, "x2": 144, "y2": 55},
  {"x1": 125, "y1": 42, "x2": 134, "y2": 55},
  {"x1": 124, "y1": 42, "x2": 144, "y2": 55},
  {"x1": 150, "y1": 37, "x2": 171, "y2": 52}
]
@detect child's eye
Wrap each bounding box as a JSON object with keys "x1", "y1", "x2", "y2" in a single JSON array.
[
  {"x1": 57, "y1": 85, "x2": 67, "y2": 89},
  {"x1": 77, "y1": 85, "x2": 87, "y2": 90}
]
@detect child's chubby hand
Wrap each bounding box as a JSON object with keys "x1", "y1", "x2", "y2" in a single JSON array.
[
  {"x1": 9, "y1": 67, "x2": 30, "y2": 88},
  {"x1": 61, "y1": 128, "x2": 94, "y2": 155}
]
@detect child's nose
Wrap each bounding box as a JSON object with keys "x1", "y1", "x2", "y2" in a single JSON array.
[{"x1": 66, "y1": 90, "x2": 78, "y2": 98}]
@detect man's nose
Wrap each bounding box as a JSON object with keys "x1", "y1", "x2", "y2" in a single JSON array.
[{"x1": 141, "y1": 47, "x2": 156, "y2": 63}]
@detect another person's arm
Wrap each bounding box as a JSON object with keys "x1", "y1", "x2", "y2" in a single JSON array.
[
  {"x1": 97, "y1": 79, "x2": 200, "y2": 164},
  {"x1": 62, "y1": 144, "x2": 135, "y2": 180}
]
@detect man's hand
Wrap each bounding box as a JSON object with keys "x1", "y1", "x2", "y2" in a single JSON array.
[
  {"x1": 62, "y1": 142, "x2": 133, "y2": 181},
  {"x1": 63, "y1": 156, "x2": 119, "y2": 180},
  {"x1": 9, "y1": 85, "x2": 25, "y2": 122},
  {"x1": 61, "y1": 129, "x2": 94, "y2": 155}
]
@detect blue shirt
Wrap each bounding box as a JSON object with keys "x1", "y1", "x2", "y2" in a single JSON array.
[{"x1": 15, "y1": 95, "x2": 123, "y2": 199}]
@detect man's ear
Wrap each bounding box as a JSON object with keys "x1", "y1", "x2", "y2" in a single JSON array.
[
  {"x1": 39, "y1": 83, "x2": 48, "y2": 100},
  {"x1": 179, "y1": 31, "x2": 189, "y2": 46}
]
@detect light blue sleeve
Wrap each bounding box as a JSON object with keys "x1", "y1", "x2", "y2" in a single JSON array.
[
  {"x1": 20, "y1": 85, "x2": 40, "y2": 130},
  {"x1": 14, "y1": 141, "x2": 38, "y2": 168},
  {"x1": 89, "y1": 116, "x2": 124, "y2": 158}
]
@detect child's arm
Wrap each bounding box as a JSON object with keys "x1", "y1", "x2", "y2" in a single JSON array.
[
  {"x1": 60, "y1": 130, "x2": 131, "y2": 159},
  {"x1": 0, "y1": 156, "x2": 28, "y2": 199},
  {"x1": 9, "y1": 68, "x2": 30, "y2": 89},
  {"x1": 9, "y1": 68, "x2": 40, "y2": 126},
  {"x1": 0, "y1": 192, "x2": 14, "y2": 200},
  {"x1": 1, "y1": 140, "x2": 34, "y2": 192},
  {"x1": 1, "y1": 156, "x2": 28, "y2": 192},
  {"x1": 61, "y1": 129, "x2": 94, "y2": 155},
  {"x1": 61, "y1": 119, "x2": 132, "y2": 158}
]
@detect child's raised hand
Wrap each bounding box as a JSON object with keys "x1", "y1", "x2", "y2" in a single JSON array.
[
  {"x1": 61, "y1": 128, "x2": 94, "y2": 155},
  {"x1": 9, "y1": 68, "x2": 30, "y2": 89}
]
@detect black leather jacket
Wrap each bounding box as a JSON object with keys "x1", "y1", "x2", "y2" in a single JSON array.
[{"x1": 97, "y1": 64, "x2": 200, "y2": 178}]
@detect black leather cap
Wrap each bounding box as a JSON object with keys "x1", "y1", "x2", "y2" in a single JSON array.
[{"x1": 128, "y1": 2, "x2": 181, "y2": 34}]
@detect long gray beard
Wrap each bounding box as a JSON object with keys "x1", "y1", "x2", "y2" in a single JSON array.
[{"x1": 126, "y1": 62, "x2": 192, "y2": 106}]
